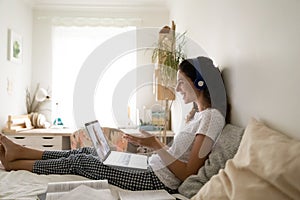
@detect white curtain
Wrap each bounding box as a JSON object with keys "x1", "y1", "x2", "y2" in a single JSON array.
[
  {"x1": 51, "y1": 17, "x2": 141, "y2": 27},
  {"x1": 52, "y1": 25, "x2": 136, "y2": 128}
]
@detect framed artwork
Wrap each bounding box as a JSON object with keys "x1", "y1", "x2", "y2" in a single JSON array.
[{"x1": 8, "y1": 29, "x2": 22, "y2": 64}]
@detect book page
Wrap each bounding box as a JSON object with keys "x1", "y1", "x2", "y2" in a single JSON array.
[
  {"x1": 172, "y1": 193, "x2": 190, "y2": 200},
  {"x1": 46, "y1": 179, "x2": 109, "y2": 193},
  {"x1": 118, "y1": 189, "x2": 175, "y2": 200},
  {"x1": 46, "y1": 185, "x2": 115, "y2": 200}
]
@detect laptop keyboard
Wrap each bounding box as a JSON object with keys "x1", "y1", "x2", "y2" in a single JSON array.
[{"x1": 117, "y1": 154, "x2": 131, "y2": 165}]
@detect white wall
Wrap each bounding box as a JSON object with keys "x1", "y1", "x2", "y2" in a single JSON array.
[
  {"x1": 0, "y1": 0, "x2": 32, "y2": 128},
  {"x1": 169, "y1": 0, "x2": 300, "y2": 139}
]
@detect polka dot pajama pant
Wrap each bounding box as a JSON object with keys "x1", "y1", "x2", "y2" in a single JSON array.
[{"x1": 33, "y1": 147, "x2": 176, "y2": 193}]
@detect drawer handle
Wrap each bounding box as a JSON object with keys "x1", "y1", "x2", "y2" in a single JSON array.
[
  {"x1": 42, "y1": 145, "x2": 54, "y2": 147},
  {"x1": 42, "y1": 137, "x2": 54, "y2": 139},
  {"x1": 14, "y1": 137, "x2": 25, "y2": 139}
]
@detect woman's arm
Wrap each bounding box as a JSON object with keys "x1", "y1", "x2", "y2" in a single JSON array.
[
  {"x1": 156, "y1": 134, "x2": 213, "y2": 181},
  {"x1": 123, "y1": 130, "x2": 167, "y2": 150},
  {"x1": 124, "y1": 132, "x2": 213, "y2": 181}
]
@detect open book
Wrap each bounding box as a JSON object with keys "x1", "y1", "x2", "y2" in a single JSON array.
[
  {"x1": 38, "y1": 179, "x2": 116, "y2": 200},
  {"x1": 38, "y1": 179, "x2": 183, "y2": 200},
  {"x1": 118, "y1": 189, "x2": 176, "y2": 200}
]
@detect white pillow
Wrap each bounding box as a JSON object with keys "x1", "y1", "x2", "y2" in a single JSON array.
[{"x1": 192, "y1": 118, "x2": 300, "y2": 200}]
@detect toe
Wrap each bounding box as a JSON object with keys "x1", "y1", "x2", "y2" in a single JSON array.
[{"x1": 0, "y1": 144, "x2": 4, "y2": 152}]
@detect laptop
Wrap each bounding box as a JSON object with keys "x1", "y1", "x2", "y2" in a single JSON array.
[{"x1": 85, "y1": 120, "x2": 148, "y2": 170}]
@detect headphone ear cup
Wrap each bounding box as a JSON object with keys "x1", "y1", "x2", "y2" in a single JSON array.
[{"x1": 194, "y1": 79, "x2": 205, "y2": 90}]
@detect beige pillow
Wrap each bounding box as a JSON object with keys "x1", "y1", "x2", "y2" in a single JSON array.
[
  {"x1": 192, "y1": 118, "x2": 300, "y2": 200},
  {"x1": 178, "y1": 124, "x2": 244, "y2": 198}
]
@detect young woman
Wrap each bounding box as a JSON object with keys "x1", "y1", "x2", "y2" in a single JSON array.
[{"x1": 0, "y1": 56, "x2": 226, "y2": 193}]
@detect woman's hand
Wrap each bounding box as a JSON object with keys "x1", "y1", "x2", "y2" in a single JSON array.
[{"x1": 123, "y1": 130, "x2": 162, "y2": 150}]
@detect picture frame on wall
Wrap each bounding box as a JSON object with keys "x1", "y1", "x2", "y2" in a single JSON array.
[{"x1": 7, "y1": 29, "x2": 22, "y2": 64}]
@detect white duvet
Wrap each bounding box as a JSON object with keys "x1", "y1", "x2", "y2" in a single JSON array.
[
  {"x1": 0, "y1": 166, "x2": 187, "y2": 200},
  {"x1": 0, "y1": 166, "x2": 91, "y2": 199}
]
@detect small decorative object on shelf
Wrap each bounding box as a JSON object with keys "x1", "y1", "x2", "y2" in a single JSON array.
[
  {"x1": 31, "y1": 112, "x2": 51, "y2": 128},
  {"x1": 26, "y1": 83, "x2": 51, "y2": 114},
  {"x1": 25, "y1": 83, "x2": 52, "y2": 128},
  {"x1": 139, "y1": 119, "x2": 162, "y2": 131},
  {"x1": 2, "y1": 114, "x2": 33, "y2": 133},
  {"x1": 53, "y1": 102, "x2": 64, "y2": 126}
]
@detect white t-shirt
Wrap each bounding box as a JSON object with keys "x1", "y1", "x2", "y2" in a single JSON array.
[{"x1": 149, "y1": 108, "x2": 225, "y2": 189}]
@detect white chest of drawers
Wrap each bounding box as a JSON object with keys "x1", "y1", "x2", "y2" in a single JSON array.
[{"x1": 3, "y1": 128, "x2": 75, "y2": 150}]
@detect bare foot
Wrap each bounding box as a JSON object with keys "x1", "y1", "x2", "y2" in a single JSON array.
[
  {"x1": 0, "y1": 144, "x2": 4, "y2": 165},
  {"x1": 0, "y1": 133, "x2": 24, "y2": 162},
  {"x1": 0, "y1": 144, "x2": 11, "y2": 171}
]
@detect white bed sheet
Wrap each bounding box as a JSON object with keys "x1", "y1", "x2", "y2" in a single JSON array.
[
  {"x1": 0, "y1": 166, "x2": 91, "y2": 199},
  {"x1": 0, "y1": 163, "x2": 127, "y2": 200},
  {"x1": 0, "y1": 164, "x2": 187, "y2": 200}
]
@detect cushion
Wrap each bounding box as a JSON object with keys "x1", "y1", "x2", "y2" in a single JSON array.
[
  {"x1": 192, "y1": 118, "x2": 300, "y2": 200},
  {"x1": 70, "y1": 127, "x2": 128, "y2": 152},
  {"x1": 178, "y1": 123, "x2": 244, "y2": 198},
  {"x1": 70, "y1": 128, "x2": 93, "y2": 149}
]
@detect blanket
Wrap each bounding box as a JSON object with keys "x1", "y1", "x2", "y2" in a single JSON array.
[{"x1": 0, "y1": 167, "x2": 91, "y2": 199}]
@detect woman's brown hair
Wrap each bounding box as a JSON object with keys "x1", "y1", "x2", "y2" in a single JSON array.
[{"x1": 178, "y1": 58, "x2": 212, "y2": 122}]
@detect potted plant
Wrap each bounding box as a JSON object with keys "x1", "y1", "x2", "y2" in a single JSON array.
[{"x1": 152, "y1": 22, "x2": 187, "y2": 100}]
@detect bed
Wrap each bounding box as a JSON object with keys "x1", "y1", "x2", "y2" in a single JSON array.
[
  {"x1": 188, "y1": 118, "x2": 300, "y2": 200},
  {"x1": 1, "y1": 118, "x2": 299, "y2": 200},
  {"x1": 0, "y1": 127, "x2": 188, "y2": 200}
]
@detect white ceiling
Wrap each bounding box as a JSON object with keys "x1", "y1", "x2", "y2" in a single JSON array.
[{"x1": 24, "y1": 0, "x2": 169, "y2": 10}]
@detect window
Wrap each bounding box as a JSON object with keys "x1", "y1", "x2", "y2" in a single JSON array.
[{"x1": 52, "y1": 26, "x2": 136, "y2": 128}]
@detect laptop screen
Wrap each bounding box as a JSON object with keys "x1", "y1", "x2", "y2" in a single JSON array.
[{"x1": 85, "y1": 120, "x2": 111, "y2": 162}]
